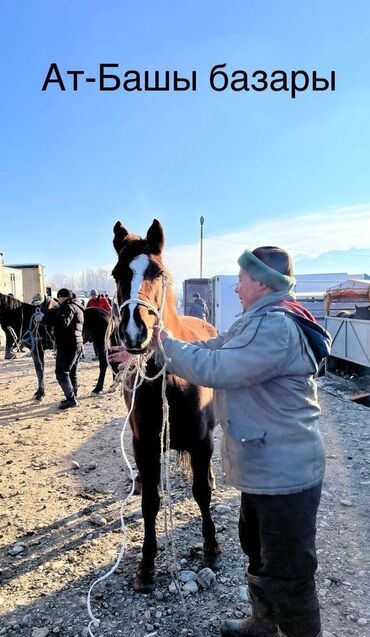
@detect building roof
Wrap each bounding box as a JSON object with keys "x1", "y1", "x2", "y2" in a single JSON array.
[{"x1": 5, "y1": 263, "x2": 45, "y2": 269}]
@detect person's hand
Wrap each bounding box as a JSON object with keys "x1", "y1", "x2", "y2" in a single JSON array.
[
  {"x1": 151, "y1": 326, "x2": 172, "y2": 349},
  {"x1": 108, "y1": 346, "x2": 136, "y2": 372},
  {"x1": 108, "y1": 346, "x2": 131, "y2": 364},
  {"x1": 118, "y1": 360, "x2": 134, "y2": 371}
]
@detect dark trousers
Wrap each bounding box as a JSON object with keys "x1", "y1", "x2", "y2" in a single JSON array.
[
  {"x1": 55, "y1": 345, "x2": 82, "y2": 400},
  {"x1": 239, "y1": 484, "x2": 322, "y2": 637}
]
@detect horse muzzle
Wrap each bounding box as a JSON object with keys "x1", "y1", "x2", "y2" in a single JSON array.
[{"x1": 120, "y1": 324, "x2": 153, "y2": 354}]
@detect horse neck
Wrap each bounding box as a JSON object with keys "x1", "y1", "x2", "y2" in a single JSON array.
[
  {"x1": 161, "y1": 285, "x2": 181, "y2": 336},
  {"x1": 0, "y1": 299, "x2": 24, "y2": 334},
  {"x1": 0, "y1": 293, "x2": 20, "y2": 310},
  {"x1": 20, "y1": 303, "x2": 35, "y2": 326},
  {"x1": 46, "y1": 299, "x2": 58, "y2": 310}
]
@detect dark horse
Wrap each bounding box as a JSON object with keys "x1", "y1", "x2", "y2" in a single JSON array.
[
  {"x1": 0, "y1": 293, "x2": 119, "y2": 398},
  {"x1": 82, "y1": 306, "x2": 120, "y2": 394},
  {"x1": 112, "y1": 219, "x2": 222, "y2": 592}
]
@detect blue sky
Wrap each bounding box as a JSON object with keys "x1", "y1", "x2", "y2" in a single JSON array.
[{"x1": 1, "y1": 0, "x2": 370, "y2": 282}]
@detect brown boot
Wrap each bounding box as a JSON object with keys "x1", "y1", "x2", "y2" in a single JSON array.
[{"x1": 220, "y1": 572, "x2": 278, "y2": 637}]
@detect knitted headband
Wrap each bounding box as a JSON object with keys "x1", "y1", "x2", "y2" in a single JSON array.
[{"x1": 237, "y1": 250, "x2": 296, "y2": 292}]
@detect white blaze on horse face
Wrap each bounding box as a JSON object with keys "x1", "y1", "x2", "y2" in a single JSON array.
[{"x1": 126, "y1": 254, "x2": 149, "y2": 341}]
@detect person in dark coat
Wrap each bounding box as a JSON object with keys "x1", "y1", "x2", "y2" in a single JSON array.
[
  {"x1": 43, "y1": 288, "x2": 84, "y2": 409},
  {"x1": 188, "y1": 292, "x2": 209, "y2": 321}
]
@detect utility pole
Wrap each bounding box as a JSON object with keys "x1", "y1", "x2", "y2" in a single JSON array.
[{"x1": 200, "y1": 215, "x2": 204, "y2": 278}]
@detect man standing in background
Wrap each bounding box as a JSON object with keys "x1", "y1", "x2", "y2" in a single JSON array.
[
  {"x1": 188, "y1": 292, "x2": 209, "y2": 321},
  {"x1": 43, "y1": 288, "x2": 84, "y2": 409}
]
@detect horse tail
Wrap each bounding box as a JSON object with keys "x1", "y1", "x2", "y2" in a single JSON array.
[
  {"x1": 176, "y1": 450, "x2": 192, "y2": 478},
  {"x1": 106, "y1": 314, "x2": 121, "y2": 349},
  {"x1": 176, "y1": 451, "x2": 216, "y2": 489}
]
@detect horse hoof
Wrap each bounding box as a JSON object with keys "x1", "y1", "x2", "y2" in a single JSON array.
[
  {"x1": 91, "y1": 390, "x2": 101, "y2": 396},
  {"x1": 34, "y1": 394, "x2": 44, "y2": 401},
  {"x1": 134, "y1": 564, "x2": 155, "y2": 593},
  {"x1": 133, "y1": 573, "x2": 155, "y2": 593},
  {"x1": 204, "y1": 551, "x2": 223, "y2": 571},
  {"x1": 133, "y1": 577, "x2": 155, "y2": 593}
]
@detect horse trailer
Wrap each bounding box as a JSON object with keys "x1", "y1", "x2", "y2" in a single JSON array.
[
  {"x1": 183, "y1": 275, "x2": 240, "y2": 331},
  {"x1": 324, "y1": 317, "x2": 370, "y2": 369}
]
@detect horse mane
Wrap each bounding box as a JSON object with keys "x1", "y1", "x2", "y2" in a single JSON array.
[
  {"x1": 155, "y1": 258, "x2": 177, "y2": 308},
  {"x1": 0, "y1": 292, "x2": 23, "y2": 311},
  {"x1": 158, "y1": 262, "x2": 216, "y2": 340},
  {"x1": 0, "y1": 292, "x2": 58, "y2": 314}
]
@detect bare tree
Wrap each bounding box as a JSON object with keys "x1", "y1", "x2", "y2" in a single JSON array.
[{"x1": 50, "y1": 268, "x2": 115, "y2": 295}]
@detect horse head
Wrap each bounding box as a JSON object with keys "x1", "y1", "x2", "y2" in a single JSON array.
[
  {"x1": 41, "y1": 296, "x2": 59, "y2": 312},
  {"x1": 112, "y1": 219, "x2": 167, "y2": 353}
]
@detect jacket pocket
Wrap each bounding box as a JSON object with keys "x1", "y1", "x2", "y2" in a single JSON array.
[
  {"x1": 227, "y1": 420, "x2": 266, "y2": 447},
  {"x1": 223, "y1": 421, "x2": 267, "y2": 489}
]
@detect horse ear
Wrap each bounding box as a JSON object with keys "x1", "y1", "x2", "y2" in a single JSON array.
[
  {"x1": 146, "y1": 219, "x2": 165, "y2": 255},
  {"x1": 113, "y1": 221, "x2": 129, "y2": 253}
]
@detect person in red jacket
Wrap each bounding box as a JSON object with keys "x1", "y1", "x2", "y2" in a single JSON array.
[{"x1": 86, "y1": 289, "x2": 111, "y2": 313}]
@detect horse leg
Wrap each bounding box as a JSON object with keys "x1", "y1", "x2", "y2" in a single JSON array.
[
  {"x1": 69, "y1": 346, "x2": 82, "y2": 397},
  {"x1": 91, "y1": 345, "x2": 107, "y2": 394},
  {"x1": 133, "y1": 472, "x2": 142, "y2": 495},
  {"x1": 190, "y1": 443, "x2": 222, "y2": 570},
  {"x1": 209, "y1": 459, "x2": 217, "y2": 491},
  {"x1": 5, "y1": 329, "x2": 16, "y2": 359},
  {"x1": 32, "y1": 345, "x2": 45, "y2": 400},
  {"x1": 133, "y1": 441, "x2": 161, "y2": 593},
  {"x1": 110, "y1": 360, "x2": 119, "y2": 381}
]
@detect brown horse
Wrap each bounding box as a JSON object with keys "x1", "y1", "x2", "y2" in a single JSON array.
[{"x1": 112, "y1": 219, "x2": 222, "y2": 592}]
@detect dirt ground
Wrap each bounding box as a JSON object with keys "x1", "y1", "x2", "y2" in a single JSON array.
[{"x1": 0, "y1": 350, "x2": 369, "y2": 637}]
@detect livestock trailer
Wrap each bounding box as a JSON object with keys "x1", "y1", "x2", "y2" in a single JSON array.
[
  {"x1": 324, "y1": 316, "x2": 370, "y2": 368},
  {"x1": 324, "y1": 278, "x2": 370, "y2": 373}
]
